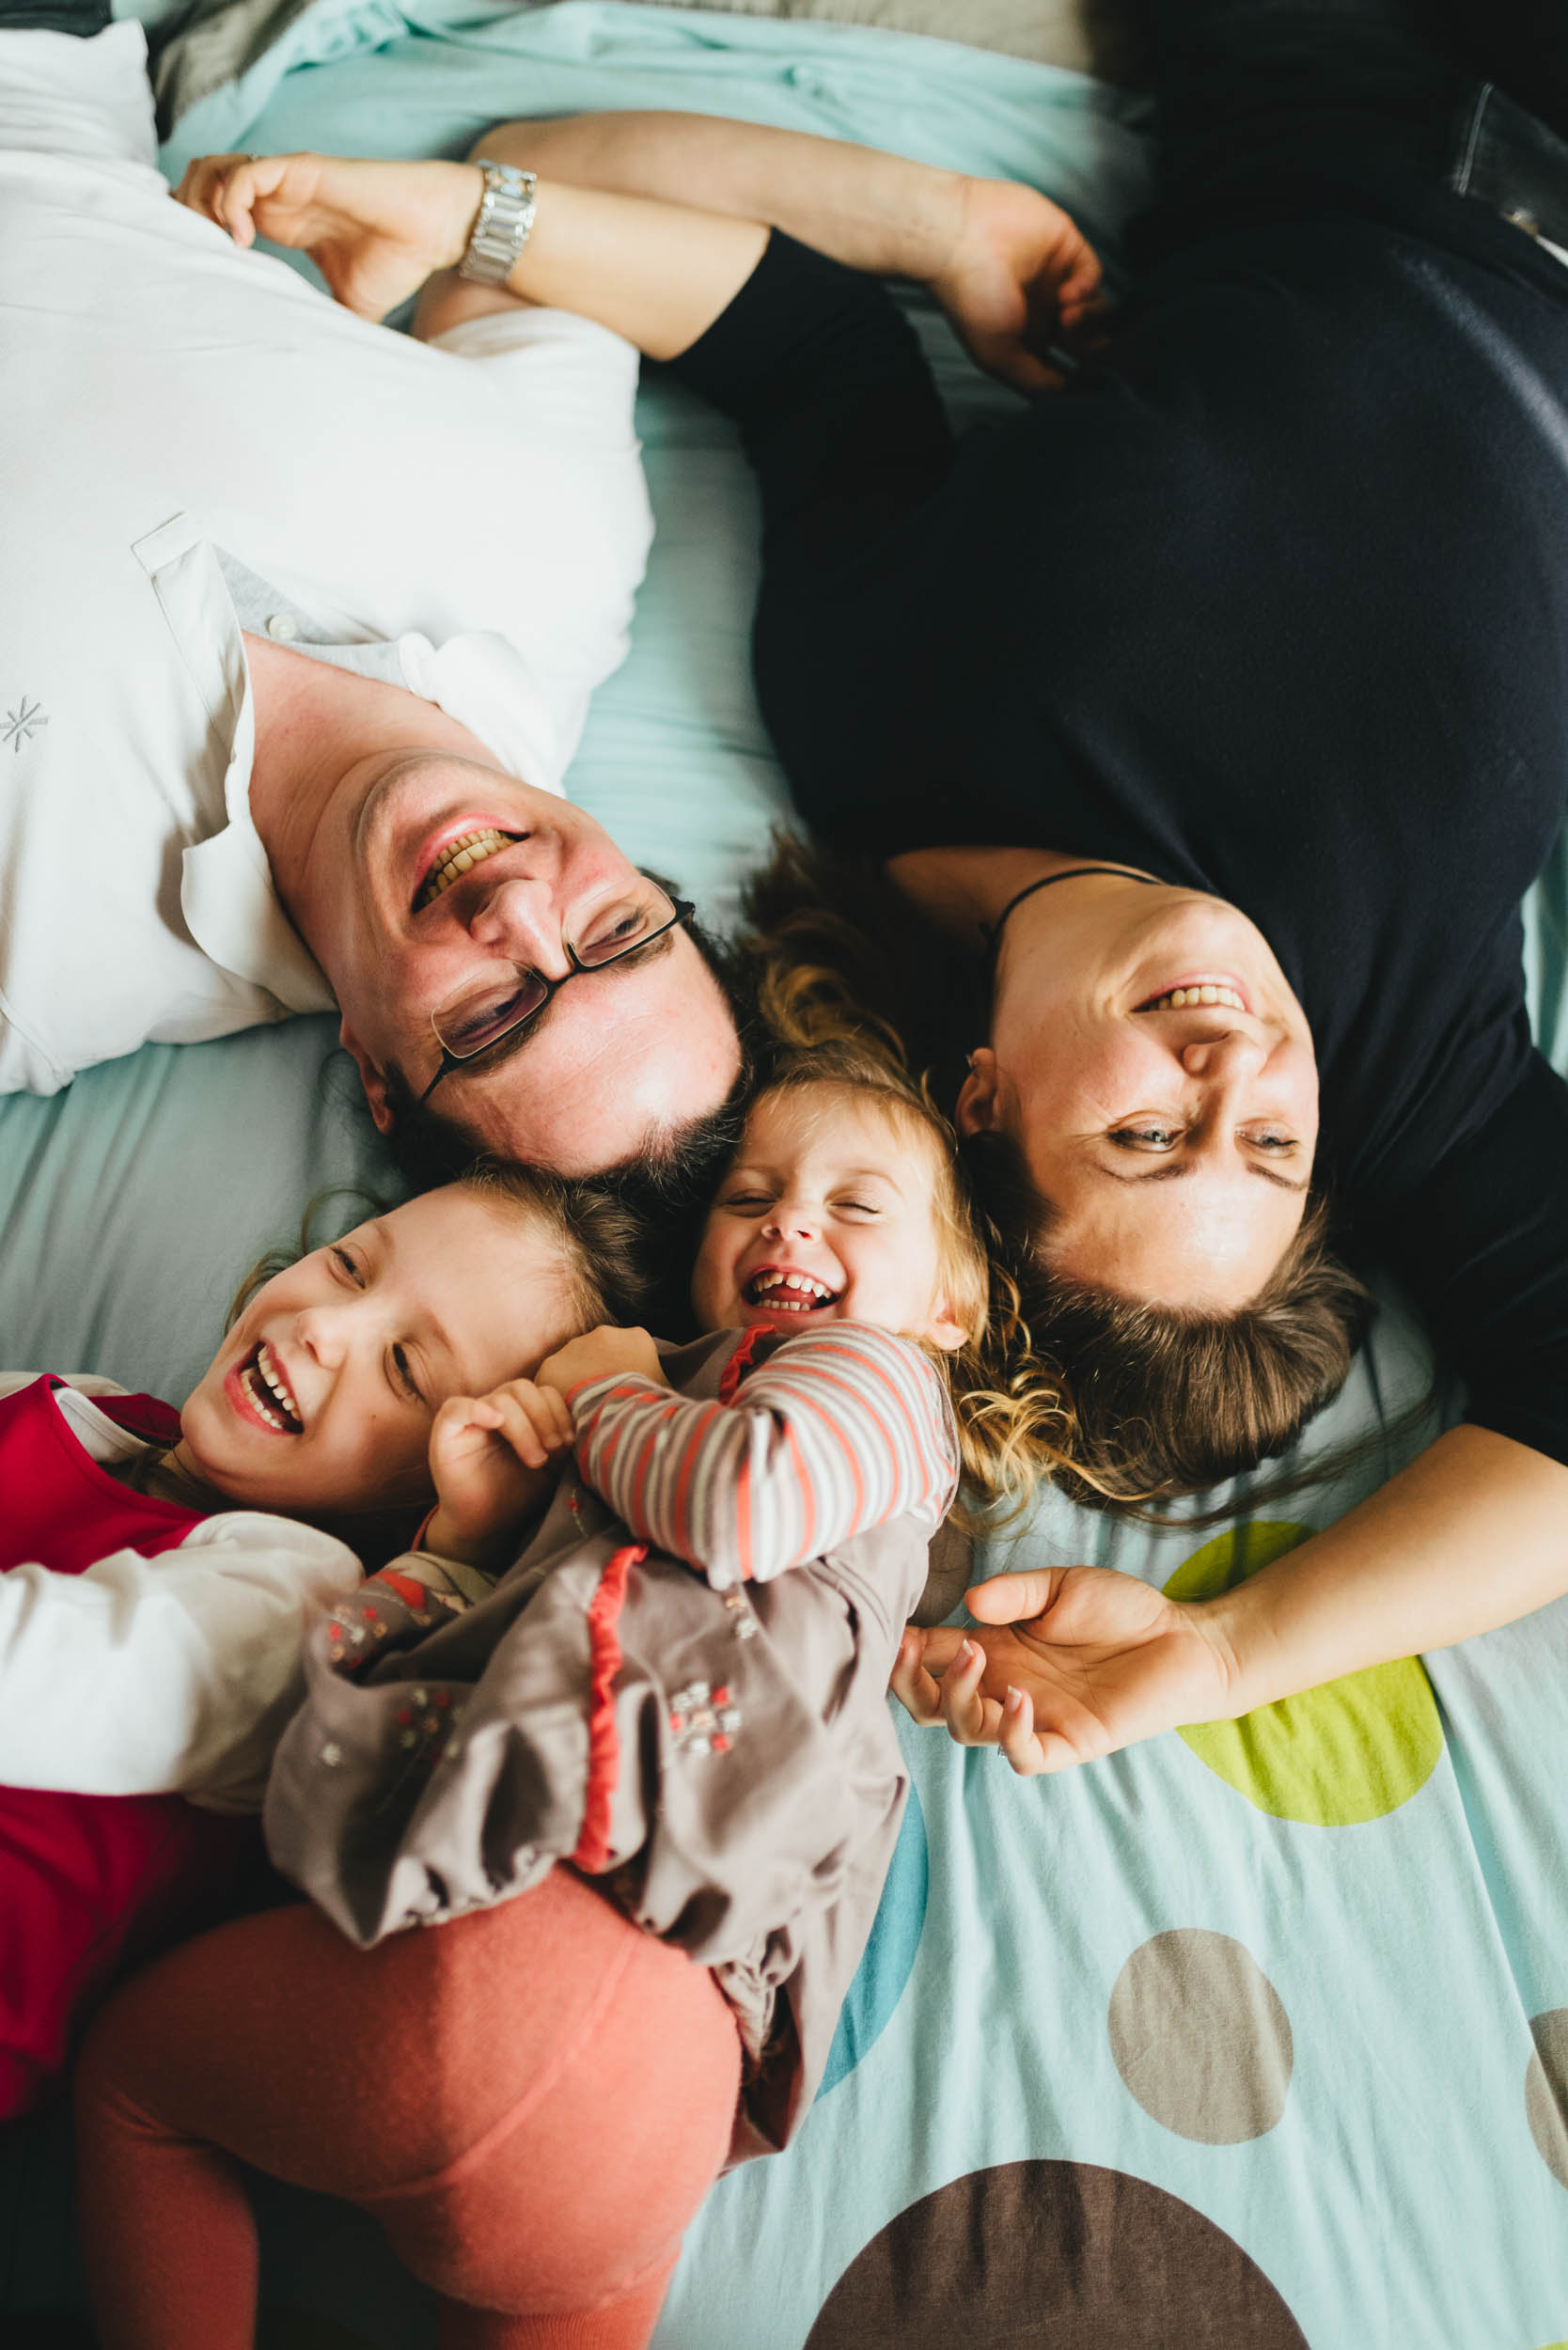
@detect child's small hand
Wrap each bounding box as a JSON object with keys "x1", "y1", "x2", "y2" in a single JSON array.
[
  {"x1": 536, "y1": 1326, "x2": 667, "y2": 1396},
  {"x1": 423, "y1": 1379, "x2": 575, "y2": 1568}
]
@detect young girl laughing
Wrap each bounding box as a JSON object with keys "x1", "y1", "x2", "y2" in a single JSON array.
[{"x1": 0, "y1": 1166, "x2": 638, "y2": 2116}]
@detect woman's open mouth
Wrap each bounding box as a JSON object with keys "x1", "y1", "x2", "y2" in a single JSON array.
[
  {"x1": 1135, "y1": 973, "x2": 1251, "y2": 1015},
  {"x1": 743, "y1": 1268, "x2": 839, "y2": 1316},
  {"x1": 413, "y1": 827, "x2": 522, "y2": 913},
  {"x1": 228, "y1": 1340, "x2": 304, "y2": 1435}
]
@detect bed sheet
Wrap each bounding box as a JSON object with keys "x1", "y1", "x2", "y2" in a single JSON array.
[{"x1": 3, "y1": 7, "x2": 1567, "y2": 2342}]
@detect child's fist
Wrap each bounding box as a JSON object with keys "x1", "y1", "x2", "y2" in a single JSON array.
[{"x1": 423, "y1": 1378, "x2": 575, "y2": 1568}]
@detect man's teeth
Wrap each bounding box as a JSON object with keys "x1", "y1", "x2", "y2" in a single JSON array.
[
  {"x1": 747, "y1": 1271, "x2": 835, "y2": 1310},
  {"x1": 416, "y1": 828, "x2": 512, "y2": 910},
  {"x1": 248, "y1": 1341, "x2": 301, "y2": 1433},
  {"x1": 1146, "y1": 984, "x2": 1247, "y2": 1012}
]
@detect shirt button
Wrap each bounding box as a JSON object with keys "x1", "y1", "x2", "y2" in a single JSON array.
[{"x1": 266, "y1": 612, "x2": 298, "y2": 641}]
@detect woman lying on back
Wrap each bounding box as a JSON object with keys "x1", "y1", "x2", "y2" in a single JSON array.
[{"x1": 171, "y1": 6, "x2": 1568, "y2": 1781}]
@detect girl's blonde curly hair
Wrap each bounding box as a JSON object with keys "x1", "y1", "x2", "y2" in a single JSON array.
[{"x1": 755, "y1": 954, "x2": 1077, "y2": 1528}]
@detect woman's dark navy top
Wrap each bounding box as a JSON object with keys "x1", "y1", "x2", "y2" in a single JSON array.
[{"x1": 669, "y1": 176, "x2": 1568, "y2": 1465}]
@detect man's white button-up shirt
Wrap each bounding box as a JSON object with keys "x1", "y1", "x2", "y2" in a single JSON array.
[{"x1": 0, "y1": 24, "x2": 653, "y2": 1092}]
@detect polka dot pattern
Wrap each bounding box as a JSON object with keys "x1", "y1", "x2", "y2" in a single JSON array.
[
  {"x1": 1165, "y1": 1523, "x2": 1443, "y2": 1824},
  {"x1": 1527, "y1": 2011, "x2": 1568, "y2": 2191},
  {"x1": 804, "y1": 2160, "x2": 1308, "y2": 2346},
  {"x1": 1107, "y1": 1930, "x2": 1293, "y2": 2143},
  {"x1": 818, "y1": 1778, "x2": 928, "y2": 2097}
]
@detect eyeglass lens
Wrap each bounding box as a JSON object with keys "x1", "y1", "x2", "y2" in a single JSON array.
[{"x1": 431, "y1": 887, "x2": 676, "y2": 1061}]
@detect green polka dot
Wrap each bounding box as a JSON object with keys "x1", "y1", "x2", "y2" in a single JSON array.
[{"x1": 1164, "y1": 1523, "x2": 1443, "y2": 1825}]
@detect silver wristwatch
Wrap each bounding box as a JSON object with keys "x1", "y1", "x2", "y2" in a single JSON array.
[{"x1": 458, "y1": 159, "x2": 538, "y2": 286}]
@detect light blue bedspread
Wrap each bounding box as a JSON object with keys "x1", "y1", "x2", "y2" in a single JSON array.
[{"x1": 5, "y1": 8, "x2": 1567, "y2": 2341}]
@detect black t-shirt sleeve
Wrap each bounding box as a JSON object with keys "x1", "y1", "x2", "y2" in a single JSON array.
[
  {"x1": 1372, "y1": 1048, "x2": 1568, "y2": 1465},
  {"x1": 666, "y1": 228, "x2": 954, "y2": 572}
]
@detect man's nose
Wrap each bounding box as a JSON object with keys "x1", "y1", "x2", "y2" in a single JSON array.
[
  {"x1": 465, "y1": 877, "x2": 570, "y2": 974},
  {"x1": 1180, "y1": 1026, "x2": 1268, "y2": 1083}
]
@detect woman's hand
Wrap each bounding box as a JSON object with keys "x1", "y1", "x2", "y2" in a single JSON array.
[
  {"x1": 891, "y1": 1565, "x2": 1237, "y2": 1774},
  {"x1": 423, "y1": 1378, "x2": 575, "y2": 1568},
  {"x1": 931, "y1": 177, "x2": 1106, "y2": 395},
  {"x1": 174, "y1": 151, "x2": 482, "y2": 321},
  {"x1": 536, "y1": 1326, "x2": 668, "y2": 1396}
]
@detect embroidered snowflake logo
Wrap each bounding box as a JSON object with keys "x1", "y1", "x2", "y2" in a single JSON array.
[{"x1": 2, "y1": 697, "x2": 47, "y2": 751}]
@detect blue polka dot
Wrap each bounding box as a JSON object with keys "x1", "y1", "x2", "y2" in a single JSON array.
[{"x1": 817, "y1": 1778, "x2": 928, "y2": 2098}]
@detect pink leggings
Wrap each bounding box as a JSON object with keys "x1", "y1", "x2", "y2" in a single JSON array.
[{"x1": 75, "y1": 1871, "x2": 743, "y2": 2350}]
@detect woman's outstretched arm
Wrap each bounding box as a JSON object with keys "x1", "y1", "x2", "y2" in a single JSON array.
[
  {"x1": 894, "y1": 1423, "x2": 1568, "y2": 1773},
  {"x1": 176, "y1": 129, "x2": 1098, "y2": 392},
  {"x1": 470, "y1": 112, "x2": 1101, "y2": 384}
]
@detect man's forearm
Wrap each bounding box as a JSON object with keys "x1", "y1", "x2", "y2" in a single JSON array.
[
  {"x1": 1209, "y1": 1423, "x2": 1568, "y2": 1711},
  {"x1": 476, "y1": 112, "x2": 968, "y2": 286}
]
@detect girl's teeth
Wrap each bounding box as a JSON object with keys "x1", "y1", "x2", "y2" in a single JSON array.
[
  {"x1": 243, "y1": 1366, "x2": 289, "y2": 1432},
  {"x1": 748, "y1": 1270, "x2": 833, "y2": 1308},
  {"x1": 251, "y1": 1342, "x2": 301, "y2": 1430}
]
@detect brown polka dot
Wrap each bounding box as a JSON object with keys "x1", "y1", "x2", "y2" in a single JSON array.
[
  {"x1": 1108, "y1": 1930, "x2": 1294, "y2": 2144},
  {"x1": 805, "y1": 2160, "x2": 1307, "y2": 2347},
  {"x1": 1527, "y1": 2010, "x2": 1568, "y2": 2190}
]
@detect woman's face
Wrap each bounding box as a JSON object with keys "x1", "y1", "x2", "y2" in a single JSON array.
[
  {"x1": 691, "y1": 1086, "x2": 967, "y2": 1350},
  {"x1": 176, "y1": 1185, "x2": 583, "y2": 1520},
  {"x1": 961, "y1": 879, "x2": 1321, "y2": 1308}
]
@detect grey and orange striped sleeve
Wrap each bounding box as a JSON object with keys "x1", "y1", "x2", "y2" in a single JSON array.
[{"x1": 567, "y1": 1323, "x2": 960, "y2": 1590}]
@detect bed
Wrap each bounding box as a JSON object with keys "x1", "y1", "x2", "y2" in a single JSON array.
[{"x1": 5, "y1": 4, "x2": 1568, "y2": 2341}]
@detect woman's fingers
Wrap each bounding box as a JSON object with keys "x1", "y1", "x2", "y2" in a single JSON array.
[{"x1": 965, "y1": 1569, "x2": 1058, "y2": 1625}]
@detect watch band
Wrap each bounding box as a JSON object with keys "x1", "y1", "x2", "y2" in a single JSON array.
[{"x1": 458, "y1": 160, "x2": 538, "y2": 286}]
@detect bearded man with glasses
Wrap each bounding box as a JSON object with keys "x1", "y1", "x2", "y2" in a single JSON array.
[{"x1": 0, "y1": 14, "x2": 745, "y2": 1192}]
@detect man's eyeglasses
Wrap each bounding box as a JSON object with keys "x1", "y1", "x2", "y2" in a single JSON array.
[{"x1": 418, "y1": 885, "x2": 697, "y2": 1104}]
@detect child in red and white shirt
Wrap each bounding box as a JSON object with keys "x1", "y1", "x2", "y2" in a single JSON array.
[{"x1": 0, "y1": 1166, "x2": 636, "y2": 2118}]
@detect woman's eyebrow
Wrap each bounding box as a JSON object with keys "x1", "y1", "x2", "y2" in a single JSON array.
[{"x1": 1093, "y1": 1161, "x2": 1309, "y2": 1194}]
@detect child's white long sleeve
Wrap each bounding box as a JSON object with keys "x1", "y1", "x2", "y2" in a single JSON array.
[{"x1": 0, "y1": 1375, "x2": 361, "y2": 1809}]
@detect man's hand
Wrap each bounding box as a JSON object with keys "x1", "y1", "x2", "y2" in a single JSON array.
[
  {"x1": 536, "y1": 1326, "x2": 668, "y2": 1396},
  {"x1": 423, "y1": 1379, "x2": 575, "y2": 1568},
  {"x1": 931, "y1": 177, "x2": 1106, "y2": 395},
  {"x1": 174, "y1": 151, "x2": 483, "y2": 322},
  {"x1": 890, "y1": 1565, "x2": 1237, "y2": 1775}
]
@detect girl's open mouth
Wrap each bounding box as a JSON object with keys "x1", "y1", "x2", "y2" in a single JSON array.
[
  {"x1": 228, "y1": 1340, "x2": 304, "y2": 1435},
  {"x1": 743, "y1": 1268, "x2": 839, "y2": 1315}
]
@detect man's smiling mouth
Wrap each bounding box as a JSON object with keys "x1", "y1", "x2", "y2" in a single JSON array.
[{"x1": 414, "y1": 828, "x2": 519, "y2": 912}]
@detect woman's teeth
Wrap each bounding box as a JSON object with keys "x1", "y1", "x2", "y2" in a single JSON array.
[
  {"x1": 745, "y1": 1271, "x2": 836, "y2": 1311},
  {"x1": 1145, "y1": 984, "x2": 1247, "y2": 1012},
  {"x1": 245, "y1": 1340, "x2": 302, "y2": 1434},
  {"x1": 416, "y1": 829, "x2": 513, "y2": 911}
]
